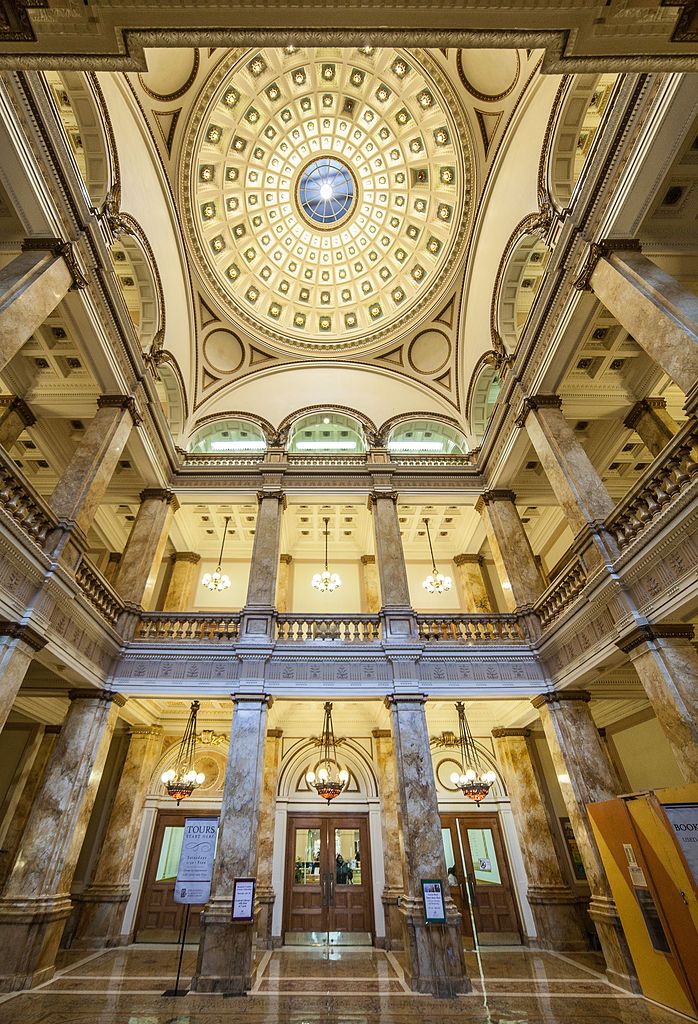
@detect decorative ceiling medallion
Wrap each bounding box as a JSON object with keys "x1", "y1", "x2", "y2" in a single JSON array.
[{"x1": 180, "y1": 47, "x2": 475, "y2": 353}]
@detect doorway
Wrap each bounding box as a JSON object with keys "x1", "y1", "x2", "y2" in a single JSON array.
[
  {"x1": 441, "y1": 811, "x2": 522, "y2": 945},
  {"x1": 283, "y1": 813, "x2": 374, "y2": 944}
]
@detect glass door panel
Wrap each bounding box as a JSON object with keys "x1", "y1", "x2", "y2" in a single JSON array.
[
  {"x1": 294, "y1": 827, "x2": 321, "y2": 885},
  {"x1": 465, "y1": 827, "x2": 502, "y2": 885},
  {"x1": 155, "y1": 826, "x2": 183, "y2": 882},
  {"x1": 334, "y1": 828, "x2": 362, "y2": 886}
]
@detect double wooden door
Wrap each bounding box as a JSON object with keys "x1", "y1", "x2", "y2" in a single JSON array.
[
  {"x1": 283, "y1": 814, "x2": 373, "y2": 941},
  {"x1": 441, "y1": 811, "x2": 522, "y2": 945}
]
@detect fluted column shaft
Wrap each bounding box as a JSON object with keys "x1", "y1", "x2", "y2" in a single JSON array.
[
  {"x1": 0, "y1": 689, "x2": 125, "y2": 991},
  {"x1": 361, "y1": 555, "x2": 381, "y2": 613},
  {"x1": 0, "y1": 623, "x2": 47, "y2": 733},
  {"x1": 372, "y1": 728, "x2": 404, "y2": 950},
  {"x1": 113, "y1": 489, "x2": 179, "y2": 609},
  {"x1": 453, "y1": 554, "x2": 492, "y2": 613},
  {"x1": 0, "y1": 726, "x2": 59, "y2": 889},
  {"x1": 0, "y1": 397, "x2": 35, "y2": 451},
  {"x1": 476, "y1": 491, "x2": 545, "y2": 611},
  {"x1": 71, "y1": 725, "x2": 164, "y2": 948},
  {"x1": 0, "y1": 249, "x2": 73, "y2": 370},
  {"x1": 624, "y1": 397, "x2": 679, "y2": 456},
  {"x1": 275, "y1": 554, "x2": 292, "y2": 613},
  {"x1": 163, "y1": 552, "x2": 200, "y2": 611},
  {"x1": 255, "y1": 728, "x2": 283, "y2": 949}
]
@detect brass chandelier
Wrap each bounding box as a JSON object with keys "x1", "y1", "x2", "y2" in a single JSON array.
[
  {"x1": 312, "y1": 517, "x2": 342, "y2": 593},
  {"x1": 202, "y1": 515, "x2": 232, "y2": 592},
  {"x1": 449, "y1": 701, "x2": 497, "y2": 805},
  {"x1": 306, "y1": 701, "x2": 349, "y2": 803},
  {"x1": 422, "y1": 517, "x2": 452, "y2": 594},
  {"x1": 161, "y1": 700, "x2": 206, "y2": 804}
]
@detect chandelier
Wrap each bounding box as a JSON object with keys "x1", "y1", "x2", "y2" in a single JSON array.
[
  {"x1": 306, "y1": 701, "x2": 349, "y2": 803},
  {"x1": 422, "y1": 517, "x2": 452, "y2": 594},
  {"x1": 312, "y1": 517, "x2": 342, "y2": 593},
  {"x1": 449, "y1": 702, "x2": 497, "y2": 805},
  {"x1": 161, "y1": 700, "x2": 206, "y2": 804},
  {"x1": 202, "y1": 515, "x2": 232, "y2": 591}
]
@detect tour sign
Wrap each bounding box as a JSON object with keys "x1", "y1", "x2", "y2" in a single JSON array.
[{"x1": 174, "y1": 817, "x2": 219, "y2": 905}]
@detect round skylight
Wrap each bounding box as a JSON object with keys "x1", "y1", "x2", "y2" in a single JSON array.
[{"x1": 298, "y1": 157, "x2": 356, "y2": 226}]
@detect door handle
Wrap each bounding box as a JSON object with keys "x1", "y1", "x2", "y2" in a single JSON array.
[
  {"x1": 321, "y1": 873, "x2": 328, "y2": 908},
  {"x1": 329, "y1": 874, "x2": 335, "y2": 907},
  {"x1": 679, "y1": 890, "x2": 689, "y2": 906}
]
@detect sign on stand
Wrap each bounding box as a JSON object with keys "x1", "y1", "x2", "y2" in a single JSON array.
[
  {"x1": 232, "y1": 877, "x2": 256, "y2": 922},
  {"x1": 174, "y1": 817, "x2": 219, "y2": 905}
]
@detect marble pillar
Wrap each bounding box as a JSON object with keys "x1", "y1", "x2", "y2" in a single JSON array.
[
  {"x1": 492, "y1": 728, "x2": 588, "y2": 950},
  {"x1": 49, "y1": 396, "x2": 138, "y2": 537},
  {"x1": 372, "y1": 728, "x2": 404, "y2": 950},
  {"x1": 162, "y1": 552, "x2": 200, "y2": 611},
  {"x1": 0, "y1": 249, "x2": 73, "y2": 370},
  {"x1": 624, "y1": 397, "x2": 679, "y2": 456},
  {"x1": 245, "y1": 492, "x2": 285, "y2": 608},
  {"x1": 103, "y1": 552, "x2": 121, "y2": 584},
  {"x1": 275, "y1": 554, "x2": 292, "y2": 613},
  {"x1": 617, "y1": 625, "x2": 698, "y2": 782},
  {"x1": 475, "y1": 490, "x2": 545, "y2": 611},
  {"x1": 0, "y1": 726, "x2": 60, "y2": 890},
  {"x1": 521, "y1": 396, "x2": 615, "y2": 535},
  {"x1": 0, "y1": 397, "x2": 35, "y2": 451},
  {"x1": 0, "y1": 622, "x2": 47, "y2": 733},
  {"x1": 192, "y1": 694, "x2": 271, "y2": 994},
  {"x1": 361, "y1": 554, "x2": 381, "y2": 613},
  {"x1": 113, "y1": 489, "x2": 179, "y2": 609},
  {"x1": 0, "y1": 689, "x2": 125, "y2": 991},
  {"x1": 532, "y1": 691, "x2": 638, "y2": 991},
  {"x1": 255, "y1": 727, "x2": 283, "y2": 949},
  {"x1": 70, "y1": 725, "x2": 163, "y2": 948},
  {"x1": 589, "y1": 250, "x2": 698, "y2": 403},
  {"x1": 370, "y1": 492, "x2": 411, "y2": 608},
  {"x1": 386, "y1": 695, "x2": 469, "y2": 996},
  {"x1": 453, "y1": 554, "x2": 492, "y2": 613}
]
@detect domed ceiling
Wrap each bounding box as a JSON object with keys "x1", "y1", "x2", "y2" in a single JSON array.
[{"x1": 179, "y1": 47, "x2": 475, "y2": 353}]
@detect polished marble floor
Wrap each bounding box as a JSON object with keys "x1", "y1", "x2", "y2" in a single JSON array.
[{"x1": 0, "y1": 944, "x2": 691, "y2": 1023}]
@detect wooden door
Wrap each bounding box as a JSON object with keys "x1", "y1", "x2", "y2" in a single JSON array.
[
  {"x1": 283, "y1": 816, "x2": 325, "y2": 934},
  {"x1": 329, "y1": 817, "x2": 373, "y2": 935},
  {"x1": 134, "y1": 809, "x2": 210, "y2": 942},
  {"x1": 440, "y1": 818, "x2": 475, "y2": 946}
]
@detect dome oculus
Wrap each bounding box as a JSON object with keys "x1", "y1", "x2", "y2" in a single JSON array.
[{"x1": 297, "y1": 156, "x2": 356, "y2": 226}]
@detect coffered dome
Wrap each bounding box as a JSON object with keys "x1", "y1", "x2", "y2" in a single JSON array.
[{"x1": 180, "y1": 47, "x2": 475, "y2": 352}]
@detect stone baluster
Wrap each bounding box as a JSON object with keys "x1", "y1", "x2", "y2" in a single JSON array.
[
  {"x1": 0, "y1": 397, "x2": 35, "y2": 451},
  {"x1": 360, "y1": 554, "x2": 381, "y2": 613},
  {"x1": 531, "y1": 691, "x2": 638, "y2": 991},
  {"x1": 385, "y1": 694, "x2": 469, "y2": 996},
  {"x1": 192, "y1": 693, "x2": 271, "y2": 994},
  {"x1": 475, "y1": 490, "x2": 545, "y2": 611},
  {"x1": 372, "y1": 728, "x2": 404, "y2": 950},
  {"x1": 0, "y1": 622, "x2": 47, "y2": 733},
  {"x1": 240, "y1": 491, "x2": 285, "y2": 641},
  {"x1": 275, "y1": 554, "x2": 292, "y2": 613},
  {"x1": 162, "y1": 552, "x2": 200, "y2": 611},
  {"x1": 71, "y1": 725, "x2": 164, "y2": 947},
  {"x1": 616, "y1": 624, "x2": 698, "y2": 782},
  {"x1": 255, "y1": 727, "x2": 283, "y2": 949},
  {"x1": 624, "y1": 397, "x2": 679, "y2": 456},
  {"x1": 0, "y1": 689, "x2": 125, "y2": 991},
  {"x1": 112, "y1": 489, "x2": 179, "y2": 609},
  {"x1": 453, "y1": 553, "x2": 492, "y2": 613},
  {"x1": 0, "y1": 245, "x2": 75, "y2": 370},
  {"x1": 492, "y1": 728, "x2": 588, "y2": 950}
]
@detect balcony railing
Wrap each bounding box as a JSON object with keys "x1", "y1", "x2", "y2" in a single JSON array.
[
  {"x1": 416, "y1": 614, "x2": 528, "y2": 642},
  {"x1": 276, "y1": 614, "x2": 381, "y2": 641},
  {"x1": 0, "y1": 448, "x2": 56, "y2": 549},
  {"x1": 135, "y1": 612, "x2": 241, "y2": 641},
  {"x1": 75, "y1": 557, "x2": 124, "y2": 626},
  {"x1": 535, "y1": 557, "x2": 588, "y2": 630}
]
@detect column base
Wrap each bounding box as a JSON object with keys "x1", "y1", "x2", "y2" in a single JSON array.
[
  {"x1": 69, "y1": 884, "x2": 130, "y2": 949},
  {"x1": 0, "y1": 895, "x2": 72, "y2": 992},
  {"x1": 588, "y1": 894, "x2": 640, "y2": 992},
  {"x1": 382, "y1": 887, "x2": 404, "y2": 951},
  {"x1": 527, "y1": 885, "x2": 590, "y2": 951},
  {"x1": 399, "y1": 897, "x2": 471, "y2": 997},
  {"x1": 190, "y1": 901, "x2": 255, "y2": 994},
  {"x1": 254, "y1": 887, "x2": 275, "y2": 950}
]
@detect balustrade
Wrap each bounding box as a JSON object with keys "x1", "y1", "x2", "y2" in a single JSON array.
[
  {"x1": 75, "y1": 557, "x2": 124, "y2": 626},
  {"x1": 276, "y1": 614, "x2": 381, "y2": 641},
  {"x1": 535, "y1": 558, "x2": 588, "y2": 630},
  {"x1": 416, "y1": 614, "x2": 528, "y2": 642},
  {"x1": 0, "y1": 448, "x2": 55, "y2": 548},
  {"x1": 135, "y1": 612, "x2": 241, "y2": 641}
]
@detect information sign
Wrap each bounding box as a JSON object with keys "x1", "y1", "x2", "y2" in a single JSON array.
[
  {"x1": 421, "y1": 878, "x2": 447, "y2": 924},
  {"x1": 173, "y1": 817, "x2": 219, "y2": 905},
  {"x1": 232, "y1": 877, "x2": 256, "y2": 922},
  {"x1": 663, "y1": 803, "x2": 698, "y2": 886}
]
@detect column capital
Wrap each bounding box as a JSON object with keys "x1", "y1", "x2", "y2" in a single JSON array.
[
  {"x1": 454, "y1": 552, "x2": 483, "y2": 566},
  {"x1": 68, "y1": 688, "x2": 128, "y2": 708},
  {"x1": 44, "y1": 724, "x2": 62, "y2": 734},
  {"x1": 361, "y1": 554, "x2": 376, "y2": 565},
  {"x1": 372, "y1": 728, "x2": 392, "y2": 739},
  {"x1": 139, "y1": 487, "x2": 180, "y2": 513},
  {"x1": 129, "y1": 725, "x2": 163, "y2": 738},
  {"x1": 573, "y1": 237, "x2": 642, "y2": 291},
  {"x1": 616, "y1": 623, "x2": 694, "y2": 654},
  {"x1": 384, "y1": 693, "x2": 428, "y2": 708},
  {"x1": 367, "y1": 489, "x2": 399, "y2": 510},
  {"x1": 475, "y1": 488, "x2": 516, "y2": 514},
  {"x1": 492, "y1": 727, "x2": 531, "y2": 738},
  {"x1": 170, "y1": 551, "x2": 200, "y2": 565},
  {"x1": 21, "y1": 236, "x2": 88, "y2": 290},
  {"x1": 0, "y1": 395, "x2": 36, "y2": 428},
  {"x1": 97, "y1": 394, "x2": 142, "y2": 427},
  {"x1": 256, "y1": 489, "x2": 286, "y2": 510},
  {"x1": 531, "y1": 690, "x2": 591, "y2": 709},
  {"x1": 515, "y1": 394, "x2": 562, "y2": 429},
  {"x1": 267, "y1": 727, "x2": 283, "y2": 738},
  {"x1": 232, "y1": 692, "x2": 274, "y2": 708},
  {"x1": 623, "y1": 397, "x2": 668, "y2": 431},
  {"x1": 0, "y1": 620, "x2": 47, "y2": 651},
  {"x1": 279, "y1": 553, "x2": 292, "y2": 565}
]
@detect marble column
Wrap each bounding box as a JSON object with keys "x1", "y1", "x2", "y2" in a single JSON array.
[
  {"x1": 453, "y1": 554, "x2": 492, "y2": 613},
  {"x1": 370, "y1": 492, "x2": 410, "y2": 608},
  {"x1": 532, "y1": 691, "x2": 638, "y2": 991},
  {"x1": 361, "y1": 554, "x2": 381, "y2": 613},
  {"x1": 240, "y1": 492, "x2": 285, "y2": 641},
  {"x1": 386, "y1": 694, "x2": 469, "y2": 996},
  {"x1": 49, "y1": 396, "x2": 138, "y2": 537},
  {"x1": 0, "y1": 622, "x2": 47, "y2": 733},
  {"x1": 624, "y1": 397, "x2": 679, "y2": 456},
  {"x1": 162, "y1": 552, "x2": 200, "y2": 611},
  {"x1": 520, "y1": 396, "x2": 615, "y2": 536},
  {"x1": 255, "y1": 727, "x2": 283, "y2": 949},
  {"x1": 113, "y1": 489, "x2": 179, "y2": 609},
  {"x1": 70, "y1": 725, "x2": 163, "y2": 948},
  {"x1": 103, "y1": 552, "x2": 121, "y2": 584},
  {"x1": 275, "y1": 554, "x2": 292, "y2": 613},
  {"x1": 0, "y1": 397, "x2": 35, "y2": 451},
  {"x1": 0, "y1": 248, "x2": 73, "y2": 370},
  {"x1": 372, "y1": 728, "x2": 404, "y2": 950},
  {"x1": 617, "y1": 625, "x2": 698, "y2": 782},
  {"x1": 589, "y1": 249, "x2": 698, "y2": 404},
  {"x1": 492, "y1": 727, "x2": 588, "y2": 950},
  {"x1": 0, "y1": 726, "x2": 60, "y2": 890},
  {"x1": 192, "y1": 693, "x2": 271, "y2": 994},
  {"x1": 0, "y1": 688, "x2": 125, "y2": 991},
  {"x1": 475, "y1": 490, "x2": 545, "y2": 611}
]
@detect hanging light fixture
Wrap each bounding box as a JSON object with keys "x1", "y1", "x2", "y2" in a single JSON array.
[
  {"x1": 202, "y1": 515, "x2": 232, "y2": 591},
  {"x1": 306, "y1": 701, "x2": 349, "y2": 803},
  {"x1": 312, "y1": 516, "x2": 342, "y2": 593},
  {"x1": 449, "y1": 701, "x2": 496, "y2": 805},
  {"x1": 161, "y1": 700, "x2": 206, "y2": 804},
  {"x1": 422, "y1": 517, "x2": 452, "y2": 594}
]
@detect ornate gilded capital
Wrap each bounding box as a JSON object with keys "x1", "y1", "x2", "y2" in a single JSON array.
[
  {"x1": 475, "y1": 489, "x2": 516, "y2": 514},
  {"x1": 267, "y1": 727, "x2": 284, "y2": 738},
  {"x1": 617, "y1": 623, "x2": 694, "y2": 654},
  {"x1": 97, "y1": 394, "x2": 142, "y2": 427},
  {"x1": 0, "y1": 396, "x2": 36, "y2": 428},
  {"x1": 68, "y1": 688, "x2": 128, "y2": 708},
  {"x1": 21, "y1": 236, "x2": 88, "y2": 290},
  {"x1": 0, "y1": 620, "x2": 47, "y2": 651},
  {"x1": 171, "y1": 551, "x2": 201, "y2": 565},
  {"x1": 623, "y1": 397, "x2": 668, "y2": 431},
  {"x1": 384, "y1": 693, "x2": 428, "y2": 708},
  {"x1": 368, "y1": 490, "x2": 399, "y2": 510},
  {"x1": 256, "y1": 489, "x2": 287, "y2": 510},
  {"x1": 372, "y1": 728, "x2": 392, "y2": 739},
  {"x1": 279, "y1": 553, "x2": 293, "y2": 565},
  {"x1": 453, "y1": 553, "x2": 483, "y2": 566},
  {"x1": 232, "y1": 692, "x2": 274, "y2": 708},
  {"x1": 139, "y1": 487, "x2": 180, "y2": 512},
  {"x1": 573, "y1": 237, "x2": 641, "y2": 292},
  {"x1": 129, "y1": 725, "x2": 164, "y2": 738},
  {"x1": 491, "y1": 727, "x2": 531, "y2": 738},
  {"x1": 361, "y1": 554, "x2": 376, "y2": 565},
  {"x1": 531, "y1": 690, "x2": 591, "y2": 709},
  {"x1": 515, "y1": 393, "x2": 562, "y2": 428}
]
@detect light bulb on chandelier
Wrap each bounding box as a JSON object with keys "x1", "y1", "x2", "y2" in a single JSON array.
[
  {"x1": 161, "y1": 700, "x2": 206, "y2": 804},
  {"x1": 448, "y1": 701, "x2": 496, "y2": 806},
  {"x1": 202, "y1": 515, "x2": 232, "y2": 592},
  {"x1": 312, "y1": 516, "x2": 342, "y2": 593},
  {"x1": 306, "y1": 702, "x2": 349, "y2": 803},
  {"x1": 421, "y1": 517, "x2": 452, "y2": 594}
]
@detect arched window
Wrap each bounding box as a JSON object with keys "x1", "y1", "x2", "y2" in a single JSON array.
[
  {"x1": 111, "y1": 235, "x2": 161, "y2": 350},
  {"x1": 387, "y1": 419, "x2": 468, "y2": 454},
  {"x1": 154, "y1": 361, "x2": 185, "y2": 441},
  {"x1": 188, "y1": 418, "x2": 267, "y2": 453},
  {"x1": 287, "y1": 412, "x2": 366, "y2": 453},
  {"x1": 44, "y1": 72, "x2": 112, "y2": 207},
  {"x1": 549, "y1": 74, "x2": 619, "y2": 208},
  {"x1": 498, "y1": 235, "x2": 549, "y2": 350},
  {"x1": 469, "y1": 363, "x2": 501, "y2": 444}
]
